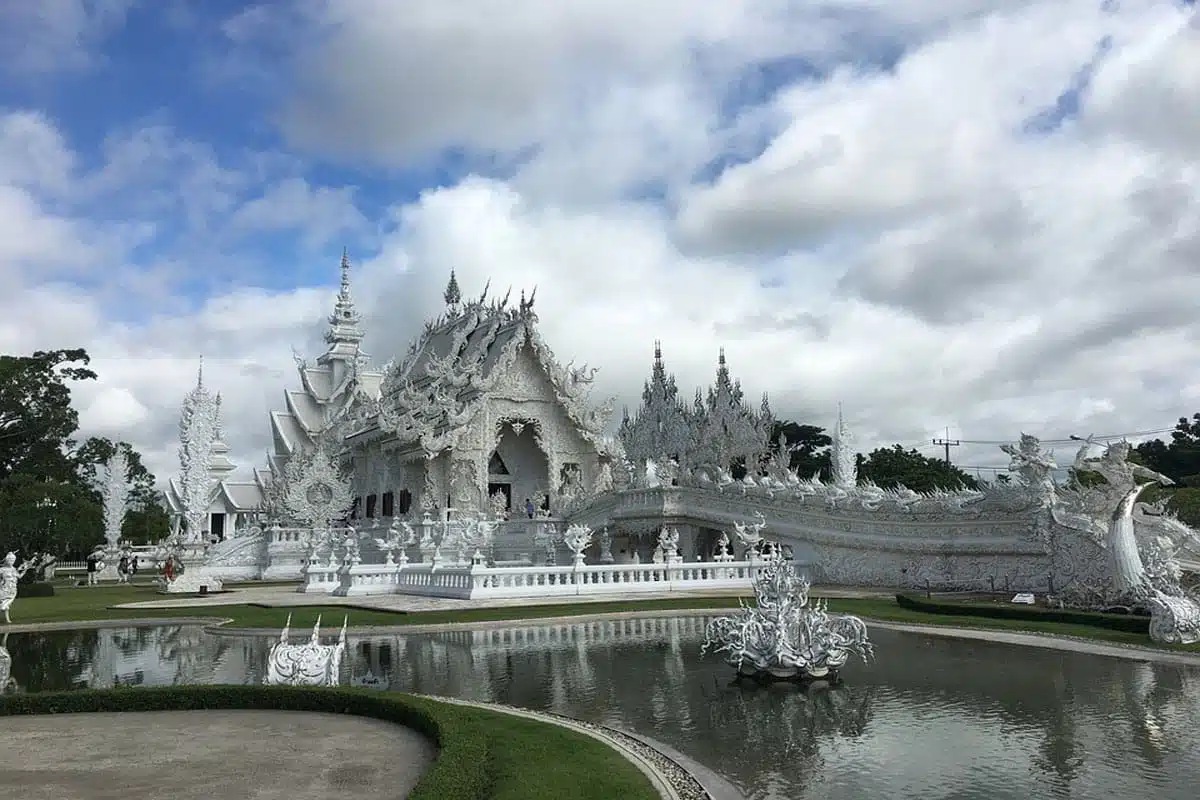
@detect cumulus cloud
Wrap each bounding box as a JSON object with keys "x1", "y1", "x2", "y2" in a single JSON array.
[
  {"x1": 6, "y1": 0, "x2": 1200, "y2": 486},
  {"x1": 0, "y1": 0, "x2": 137, "y2": 75}
]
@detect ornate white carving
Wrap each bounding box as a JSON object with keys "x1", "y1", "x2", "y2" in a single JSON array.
[
  {"x1": 100, "y1": 449, "x2": 130, "y2": 553},
  {"x1": 702, "y1": 548, "x2": 873, "y2": 680},
  {"x1": 265, "y1": 614, "x2": 347, "y2": 687},
  {"x1": 830, "y1": 404, "x2": 857, "y2": 488},
  {"x1": 563, "y1": 524, "x2": 593, "y2": 563},
  {"x1": 374, "y1": 517, "x2": 416, "y2": 565},
  {"x1": 278, "y1": 443, "x2": 354, "y2": 530},
  {"x1": 177, "y1": 363, "x2": 218, "y2": 545},
  {"x1": 1148, "y1": 591, "x2": 1200, "y2": 645},
  {"x1": 733, "y1": 512, "x2": 766, "y2": 556}
]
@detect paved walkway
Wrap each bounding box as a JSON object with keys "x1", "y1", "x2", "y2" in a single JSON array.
[{"x1": 0, "y1": 710, "x2": 436, "y2": 800}]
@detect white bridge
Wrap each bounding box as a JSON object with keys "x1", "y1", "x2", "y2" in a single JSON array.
[{"x1": 567, "y1": 485, "x2": 1052, "y2": 593}]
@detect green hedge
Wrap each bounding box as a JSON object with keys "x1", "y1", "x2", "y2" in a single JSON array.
[
  {"x1": 0, "y1": 686, "x2": 488, "y2": 800},
  {"x1": 895, "y1": 593, "x2": 1151, "y2": 634},
  {"x1": 16, "y1": 582, "x2": 55, "y2": 598}
]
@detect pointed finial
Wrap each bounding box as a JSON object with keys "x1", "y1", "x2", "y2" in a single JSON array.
[
  {"x1": 280, "y1": 613, "x2": 292, "y2": 642},
  {"x1": 444, "y1": 270, "x2": 462, "y2": 306},
  {"x1": 196, "y1": 356, "x2": 204, "y2": 387},
  {"x1": 339, "y1": 248, "x2": 352, "y2": 291},
  {"x1": 718, "y1": 347, "x2": 726, "y2": 366},
  {"x1": 654, "y1": 339, "x2": 662, "y2": 362},
  {"x1": 310, "y1": 614, "x2": 322, "y2": 644}
]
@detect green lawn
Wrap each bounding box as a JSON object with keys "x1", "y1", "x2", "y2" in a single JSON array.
[{"x1": 9, "y1": 582, "x2": 1200, "y2": 653}]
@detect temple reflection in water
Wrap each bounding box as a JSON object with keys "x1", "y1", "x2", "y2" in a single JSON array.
[{"x1": 3, "y1": 620, "x2": 1199, "y2": 800}]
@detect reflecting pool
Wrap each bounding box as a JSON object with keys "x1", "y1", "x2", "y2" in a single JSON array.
[{"x1": 2, "y1": 617, "x2": 1199, "y2": 800}]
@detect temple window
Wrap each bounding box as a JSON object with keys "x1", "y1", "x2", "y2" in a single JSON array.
[
  {"x1": 397, "y1": 489, "x2": 413, "y2": 515},
  {"x1": 366, "y1": 494, "x2": 378, "y2": 518},
  {"x1": 381, "y1": 491, "x2": 395, "y2": 517}
]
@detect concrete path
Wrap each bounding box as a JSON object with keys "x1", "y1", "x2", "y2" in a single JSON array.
[
  {"x1": 0, "y1": 710, "x2": 437, "y2": 800},
  {"x1": 111, "y1": 583, "x2": 890, "y2": 612},
  {"x1": 867, "y1": 620, "x2": 1200, "y2": 667}
]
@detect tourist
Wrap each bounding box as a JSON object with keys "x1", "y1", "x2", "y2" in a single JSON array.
[
  {"x1": 130, "y1": 556, "x2": 139, "y2": 577},
  {"x1": 85, "y1": 552, "x2": 99, "y2": 585},
  {"x1": 525, "y1": 498, "x2": 535, "y2": 519},
  {"x1": 117, "y1": 555, "x2": 129, "y2": 583}
]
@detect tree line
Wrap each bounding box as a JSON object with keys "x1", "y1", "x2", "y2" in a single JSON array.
[{"x1": 0, "y1": 348, "x2": 168, "y2": 561}]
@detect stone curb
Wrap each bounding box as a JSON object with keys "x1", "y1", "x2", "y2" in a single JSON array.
[
  {"x1": 0, "y1": 617, "x2": 232, "y2": 634},
  {"x1": 414, "y1": 694, "x2": 705, "y2": 800}
]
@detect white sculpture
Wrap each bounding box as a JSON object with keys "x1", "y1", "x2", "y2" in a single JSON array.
[
  {"x1": 374, "y1": 517, "x2": 415, "y2": 565},
  {"x1": 163, "y1": 363, "x2": 224, "y2": 594},
  {"x1": 598, "y1": 527, "x2": 614, "y2": 563},
  {"x1": 0, "y1": 552, "x2": 51, "y2": 624},
  {"x1": 1148, "y1": 591, "x2": 1200, "y2": 645},
  {"x1": 563, "y1": 524, "x2": 593, "y2": 564},
  {"x1": 657, "y1": 527, "x2": 680, "y2": 563},
  {"x1": 99, "y1": 449, "x2": 131, "y2": 570},
  {"x1": 177, "y1": 362, "x2": 219, "y2": 547},
  {"x1": 265, "y1": 614, "x2": 348, "y2": 687},
  {"x1": 702, "y1": 545, "x2": 873, "y2": 681},
  {"x1": 733, "y1": 512, "x2": 766, "y2": 558}
]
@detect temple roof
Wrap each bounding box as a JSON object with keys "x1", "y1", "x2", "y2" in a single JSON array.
[{"x1": 356, "y1": 284, "x2": 614, "y2": 454}]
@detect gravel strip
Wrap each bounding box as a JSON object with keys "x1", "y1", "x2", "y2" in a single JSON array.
[{"x1": 535, "y1": 709, "x2": 711, "y2": 800}]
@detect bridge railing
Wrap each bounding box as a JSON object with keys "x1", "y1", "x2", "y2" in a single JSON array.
[{"x1": 306, "y1": 556, "x2": 793, "y2": 598}]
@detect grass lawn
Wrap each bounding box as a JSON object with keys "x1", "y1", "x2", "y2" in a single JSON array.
[{"x1": 9, "y1": 582, "x2": 1200, "y2": 652}]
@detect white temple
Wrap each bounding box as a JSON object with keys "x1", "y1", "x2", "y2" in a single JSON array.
[{"x1": 159, "y1": 252, "x2": 1200, "y2": 646}]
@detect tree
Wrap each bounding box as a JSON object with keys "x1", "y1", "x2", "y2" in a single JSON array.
[
  {"x1": 856, "y1": 445, "x2": 980, "y2": 493},
  {"x1": 0, "y1": 349, "x2": 96, "y2": 482},
  {"x1": 766, "y1": 421, "x2": 833, "y2": 479},
  {"x1": 1136, "y1": 413, "x2": 1200, "y2": 486},
  {"x1": 0, "y1": 474, "x2": 103, "y2": 562},
  {"x1": 72, "y1": 437, "x2": 168, "y2": 545}
]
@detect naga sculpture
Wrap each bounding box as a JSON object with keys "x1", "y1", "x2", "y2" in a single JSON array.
[
  {"x1": 702, "y1": 546, "x2": 873, "y2": 682},
  {"x1": 265, "y1": 614, "x2": 348, "y2": 687}
]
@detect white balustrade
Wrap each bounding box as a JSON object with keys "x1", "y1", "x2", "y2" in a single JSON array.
[{"x1": 316, "y1": 557, "x2": 793, "y2": 599}]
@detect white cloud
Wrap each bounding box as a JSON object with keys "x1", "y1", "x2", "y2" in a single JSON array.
[
  {"x1": 0, "y1": 0, "x2": 137, "y2": 75},
  {"x1": 79, "y1": 386, "x2": 149, "y2": 432},
  {"x1": 7, "y1": 0, "x2": 1200, "y2": 487},
  {"x1": 229, "y1": 178, "x2": 367, "y2": 247}
]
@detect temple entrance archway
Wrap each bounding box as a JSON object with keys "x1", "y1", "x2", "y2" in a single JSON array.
[{"x1": 492, "y1": 421, "x2": 549, "y2": 518}]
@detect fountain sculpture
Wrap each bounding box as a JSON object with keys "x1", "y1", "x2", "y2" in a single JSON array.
[
  {"x1": 265, "y1": 614, "x2": 348, "y2": 687},
  {"x1": 702, "y1": 549, "x2": 873, "y2": 682}
]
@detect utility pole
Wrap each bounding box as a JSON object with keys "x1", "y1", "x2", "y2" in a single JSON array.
[{"x1": 932, "y1": 428, "x2": 960, "y2": 465}]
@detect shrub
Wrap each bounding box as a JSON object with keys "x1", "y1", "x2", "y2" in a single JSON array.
[
  {"x1": 895, "y1": 593, "x2": 1151, "y2": 634},
  {"x1": 16, "y1": 582, "x2": 55, "y2": 598}
]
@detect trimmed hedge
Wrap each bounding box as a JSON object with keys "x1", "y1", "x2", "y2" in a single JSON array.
[
  {"x1": 895, "y1": 593, "x2": 1151, "y2": 634},
  {"x1": 17, "y1": 582, "x2": 55, "y2": 598},
  {"x1": 0, "y1": 686, "x2": 488, "y2": 800}
]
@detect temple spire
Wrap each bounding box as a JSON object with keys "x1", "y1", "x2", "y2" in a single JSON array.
[
  {"x1": 831, "y1": 402, "x2": 857, "y2": 488},
  {"x1": 318, "y1": 249, "x2": 367, "y2": 378},
  {"x1": 444, "y1": 270, "x2": 462, "y2": 307}
]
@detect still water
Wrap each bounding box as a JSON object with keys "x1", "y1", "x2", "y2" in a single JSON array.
[{"x1": 2, "y1": 616, "x2": 1199, "y2": 800}]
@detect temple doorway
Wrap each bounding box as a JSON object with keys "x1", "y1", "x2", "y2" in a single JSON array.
[{"x1": 492, "y1": 421, "x2": 549, "y2": 517}]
